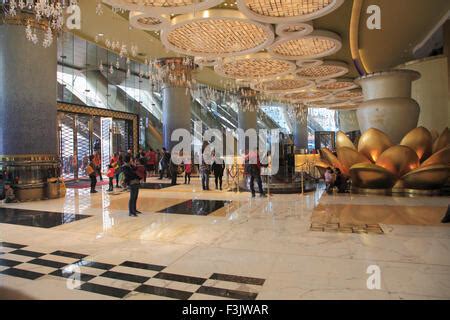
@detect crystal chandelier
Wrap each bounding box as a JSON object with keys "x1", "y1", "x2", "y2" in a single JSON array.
[{"x1": 2, "y1": 0, "x2": 70, "y2": 47}]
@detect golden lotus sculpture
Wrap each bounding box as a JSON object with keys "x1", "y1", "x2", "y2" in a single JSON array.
[{"x1": 317, "y1": 127, "x2": 450, "y2": 193}]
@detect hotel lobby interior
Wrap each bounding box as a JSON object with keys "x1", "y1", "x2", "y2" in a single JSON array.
[{"x1": 0, "y1": 0, "x2": 450, "y2": 302}]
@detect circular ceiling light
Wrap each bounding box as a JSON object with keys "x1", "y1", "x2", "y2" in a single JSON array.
[
  {"x1": 237, "y1": 0, "x2": 345, "y2": 23},
  {"x1": 275, "y1": 21, "x2": 314, "y2": 37},
  {"x1": 129, "y1": 11, "x2": 170, "y2": 31},
  {"x1": 283, "y1": 90, "x2": 332, "y2": 102},
  {"x1": 214, "y1": 53, "x2": 295, "y2": 80},
  {"x1": 103, "y1": 0, "x2": 222, "y2": 15},
  {"x1": 296, "y1": 59, "x2": 323, "y2": 68},
  {"x1": 161, "y1": 10, "x2": 275, "y2": 58},
  {"x1": 268, "y1": 30, "x2": 342, "y2": 60},
  {"x1": 194, "y1": 57, "x2": 220, "y2": 67},
  {"x1": 251, "y1": 75, "x2": 314, "y2": 94},
  {"x1": 316, "y1": 79, "x2": 358, "y2": 92},
  {"x1": 296, "y1": 61, "x2": 349, "y2": 80},
  {"x1": 335, "y1": 89, "x2": 364, "y2": 101}
]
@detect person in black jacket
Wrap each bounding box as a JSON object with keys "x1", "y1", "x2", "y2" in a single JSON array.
[
  {"x1": 122, "y1": 155, "x2": 141, "y2": 217},
  {"x1": 211, "y1": 153, "x2": 225, "y2": 190}
]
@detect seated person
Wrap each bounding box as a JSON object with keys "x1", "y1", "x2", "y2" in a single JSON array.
[
  {"x1": 334, "y1": 168, "x2": 348, "y2": 193},
  {"x1": 4, "y1": 183, "x2": 18, "y2": 203},
  {"x1": 324, "y1": 167, "x2": 335, "y2": 194}
]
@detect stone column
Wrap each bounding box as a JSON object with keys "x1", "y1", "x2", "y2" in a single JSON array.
[
  {"x1": 157, "y1": 58, "x2": 193, "y2": 151},
  {"x1": 355, "y1": 70, "x2": 421, "y2": 144},
  {"x1": 293, "y1": 108, "x2": 308, "y2": 152},
  {"x1": 0, "y1": 20, "x2": 59, "y2": 201},
  {"x1": 237, "y1": 88, "x2": 258, "y2": 153}
]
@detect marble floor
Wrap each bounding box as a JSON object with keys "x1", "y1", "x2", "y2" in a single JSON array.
[{"x1": 0, "y1": 177, "x2": 449, "y2": 300}]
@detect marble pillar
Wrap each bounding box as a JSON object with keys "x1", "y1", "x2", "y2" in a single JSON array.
[
  {"x1": 293, "y1": 109, "x2": 308, "y2": 152},
  {"x1": 0, "y1": 22, "x2": 59, "y2": 201},
  {"x1": 157, "y1": 58, "x2": 192, "y2": 152},
  {"x1": 355, "y1": 70, "x2": 421, "y2": 144},
  {"x1": 237, "y1": 88, "x2": 258, "y2": 153}
]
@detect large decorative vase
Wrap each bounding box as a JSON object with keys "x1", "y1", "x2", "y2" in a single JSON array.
[{"x1": 355, "y1": 70, "x2": 421, "y2": 144}]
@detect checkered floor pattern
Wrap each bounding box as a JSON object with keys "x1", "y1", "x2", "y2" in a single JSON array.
[{"x1": 0, "y1": 242, "x2": 265, "y2": 300}]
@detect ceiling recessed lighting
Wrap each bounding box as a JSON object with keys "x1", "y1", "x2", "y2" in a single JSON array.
[{"x1": 97, "y1": 33, "x2": 104, "y2": 37}]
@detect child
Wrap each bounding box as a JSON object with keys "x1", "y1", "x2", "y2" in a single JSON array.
[
  {"x1": 4, "y1": 183, "x2": 18, "y2": 203},
  {"x1": 184, "y1": 160, "x2": 192, "y2": 185},
  {"x1": 106, "y1": 164, "x2": 115, "y2": 192}
]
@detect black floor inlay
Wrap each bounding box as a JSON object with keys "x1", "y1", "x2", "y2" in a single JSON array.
[
  {"x1": 1, "y1": 268, "x2": 45, "y2": 280},
  {"x1": 196, "y1": 286, "x2": 258, "y2": 300},
  {"x1": 78, "y1": 283, "x2": 131, "y2": 299},
  {"x1": 50, "y1": 250, "x2": 88, "y2": 260},
  {"x1": 153, "y1": 272, "x2": 206, "y2": 285},
  {"x1": 100, "y1": 271, "x2": 150, "y2": 284},
  {"x1": 0, "y1": 258, "x2": 22, "y2": 267},
  {"x1": 0, "y1": 242, "x2": 27, "y2": 249},
  {"x1": 157, "y1": 200, "x2": 232, "y2": 216},
  {"x1": 49, "y1": 269, "x2": 96, "y2": 282},
  {"x1": 0, "y1": 242, "x2": 267, "y2": 300},
  {"x1": 0, "y1": 208, "x2": 91, "y2": 228},
  {"x1": 9, "y1": 249, "x2": 45, "y2": 258},
  {"x1": 210, "y1": 273, "x2": 266, "y2": 286},
  {"x1": 28, "y1": 258, "x2": 68, "y2": 269},
  {"x1": 140, "y1": 183, "x2": 173, "y2": 190},
  {"x1": 120, "y1": 261, "x2": 165, "y2": 272},
  {"x1": 135, "y1": 284, "x2": 193, "y2": 300},
  {"x1": 77, "y1": 260, "x2": 115, "y2": 270}
]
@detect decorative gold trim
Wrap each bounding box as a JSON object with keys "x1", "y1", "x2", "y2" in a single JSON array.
[
  {"x1": 57, "y1": 103, "x2": 139, "y2": 155},
  {"x1": 0, "y1": 14, "x2": 49, "y2": 31},
  {"x1": 349, "y1": 0, "x2": 368, "y2": 74}
]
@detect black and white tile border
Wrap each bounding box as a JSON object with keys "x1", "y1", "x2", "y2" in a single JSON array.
[{"x1": 0, "y1": 242, "x2": 265, "y2": 300}]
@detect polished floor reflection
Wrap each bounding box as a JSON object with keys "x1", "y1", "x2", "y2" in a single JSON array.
[
  {"x1": 0, "y1": 177, "x2": 449, "y2": 300},
  {"x1": 157, "y1": 200, "x2": 232, "y2": 216},
  {"x1": 0, "y1": 208, "x2": 91, "y2": 228}
]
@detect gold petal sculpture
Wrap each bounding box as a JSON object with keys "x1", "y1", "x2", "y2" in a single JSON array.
[
  {"x1": 432, "y1": 127, "x2": 450, "y2": 153},
  {"x1": 400, "y1": 127, "x2": 433, "y2": 162},
  {"x1": 336, "y1": 131, "x2": 356, "y2": 150},
  {"x1": 376, "y1": 146, "x2": 420, "y2": 178},
  {"x1": 400, "y1": 165, "x2": 450, "y2": 190},
  {"x1": 357, "y1": 128, "x2": 393, "y2": 163},
  {"x1": 349, "y1": 163, "x2": 397, "y2": 189},
  {"x1": 320, "y1": 148, "x2": 345, "y2": 173},
  {"x1": 319, "y1": 127, "x2": 449, "y2": 194},
  {"x1": 337, "y1": 147, "x2": 371, "y2": 175},
  {"x1": 421, "y1": 146, "x2": 450, "y2": 167}
]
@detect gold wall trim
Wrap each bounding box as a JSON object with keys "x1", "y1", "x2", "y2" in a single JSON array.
[
  {"x1": 57, "y1": 103, "x2": 139, "y2": 154},
  {"x1": 349, "y1": 0, "x2": 368, "y2": 75}
]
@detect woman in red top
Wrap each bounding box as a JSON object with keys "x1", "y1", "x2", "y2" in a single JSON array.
[
  {"x1": 145, "y1": 148, "x2": 157, "y2": 176},
  {"x1": 184, "y1": 160, "x2": 192, "y2": 184},
  {"x1": 135, "y1": 158, "x2": 147, "y2": 182}
]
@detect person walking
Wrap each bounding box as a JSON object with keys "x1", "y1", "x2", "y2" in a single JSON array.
[
  {"x1": 93, "y1": 151, "x2": 103, "y2": 181},
  {"x1": 114, "y1": 154, "x2": 124, "y2": 188},
  {"x1": 122, "y1": 155, "x2": 141, "y2": 217},
  {"x1": 246, "y1": 150, "x2": 267, "y2": 198},
  {"x1": 159, "y1": 148, "x2": 170, "y2": 180},
  {"x1": 184, "y1": 159, "x2": 192, "y2": 185},
  {"x1": 200, "y1": 159, "x2": 211, "y2": 191},
  {"x1": 212, "y1": 154, "x2": 225, "y2": 190},
  {"x1": 87, "y1": 155, "x2": 97, "y2": 194}
]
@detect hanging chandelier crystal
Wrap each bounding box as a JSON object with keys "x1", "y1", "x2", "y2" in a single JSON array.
[{"x1": 2, "y1": 0, "x2": 70, "y2": 47}]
